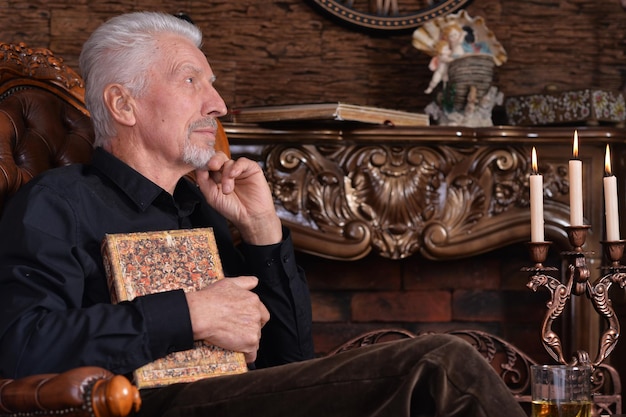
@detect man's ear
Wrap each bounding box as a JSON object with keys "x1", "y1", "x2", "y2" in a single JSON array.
[{"x1": 103, "y1": 84, "x2": 136, "y2": 127}]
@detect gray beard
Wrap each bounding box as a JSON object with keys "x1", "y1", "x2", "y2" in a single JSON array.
[
  {"x1": 183, "y1": 142, "x2": 216, "y2": 169},
  {"x1": 183, "y1": 118, "x2": 218, "y2": 168}
]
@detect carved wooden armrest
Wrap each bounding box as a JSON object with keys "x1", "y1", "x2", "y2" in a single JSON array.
[{"x1": 0, "y1": 366, "x2": 141, "y2": 417}]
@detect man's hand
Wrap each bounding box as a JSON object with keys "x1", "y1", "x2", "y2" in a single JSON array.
[
  {"x1": 185, "y1": 276, "x2": 270, "y2": 364},
  {"x1": 195, "y1": 152, "x2": 282, "y2": 245}
]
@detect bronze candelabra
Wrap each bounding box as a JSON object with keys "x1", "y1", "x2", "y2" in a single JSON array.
[{"x1": 524, "y1": 225, "x2": 626, "y2": 367}]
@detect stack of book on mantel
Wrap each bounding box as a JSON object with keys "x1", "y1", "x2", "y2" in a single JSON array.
[{"x1": 230, "y1": 102, "x2": 430, "y2": 127}]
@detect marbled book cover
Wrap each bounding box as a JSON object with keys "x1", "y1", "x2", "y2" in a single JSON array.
[{"x1": 101, "y1": 228, "x2": 247, "y2": 388}]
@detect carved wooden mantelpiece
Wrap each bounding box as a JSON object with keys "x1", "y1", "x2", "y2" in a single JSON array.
[{"x1": 225, "y1": 123, "x2": 625, "y2": 264}]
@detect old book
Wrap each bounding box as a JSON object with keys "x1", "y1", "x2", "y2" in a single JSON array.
[
  {"x1": 230, "y1": 102, "x2": 430, "y2": 126},
  {"x1": 101, "y1": 228, "x2": 248, "y2": 389}
]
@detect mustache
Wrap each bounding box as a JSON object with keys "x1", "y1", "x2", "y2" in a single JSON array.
[{"x1": 188, "y1": 117, "x2": 218, "y2": 132}]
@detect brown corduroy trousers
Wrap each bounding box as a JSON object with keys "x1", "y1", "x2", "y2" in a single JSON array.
[{"x1": 138, "y1": 334, "x2": 527, "y2": 417}]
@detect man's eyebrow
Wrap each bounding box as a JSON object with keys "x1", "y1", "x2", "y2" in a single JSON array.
[{"x1": 175, "y1": 63, "x2": 201, "y2": 76}]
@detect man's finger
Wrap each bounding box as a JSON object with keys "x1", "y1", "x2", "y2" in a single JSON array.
[{"x1": 227, "y1": 275, "x2": 259, "y2": 291}]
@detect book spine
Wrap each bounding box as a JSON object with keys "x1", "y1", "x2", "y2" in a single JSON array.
[{"x1": 101, "y1": 237, "x2": 124, "y2": 304}]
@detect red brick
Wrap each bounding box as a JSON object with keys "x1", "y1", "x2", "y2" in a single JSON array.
[
  {"x1": 452, "y1": 290, "x2": 501, "y2": 322},
  {"x1": 310, "y1": 292, "x2": 351, "y2": 322},
  {"x1": 351, "y1": 291, "x2": 451, "y2": 322},
  {"x1": 452, "y1": 290, "x2": 547, "y2": 322},
  {"x1": 300, "y1": 252, "x2": 402, "y2": 291},
  {"x1": 502, "y1": 323, "x2": 553, "y2": 365},
  {"x1": 404, "y1": 255, "x2": 500, "y2": 291}
]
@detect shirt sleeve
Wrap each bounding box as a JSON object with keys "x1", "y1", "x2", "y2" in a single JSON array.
[
  {"x1": 222, "y1": 227, "x2": 315, "y2": 367},
  {"x1": 0, "y1": 184, "x2": 194, "y2": 378}
]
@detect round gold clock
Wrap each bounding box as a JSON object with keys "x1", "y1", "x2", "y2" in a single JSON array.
[{"x1": 309, "y1": 0, "x2": 472, "y2": 31}]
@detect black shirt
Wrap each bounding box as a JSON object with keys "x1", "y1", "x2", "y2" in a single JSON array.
[{"x1": 0, "y1": 148, "x2": 313, "y2": 378}]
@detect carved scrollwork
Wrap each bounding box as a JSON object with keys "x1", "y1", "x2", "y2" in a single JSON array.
[
  {"x1": 447, "y1": 330, "x2": 535, "y2": 396},
  {"x1": 526, "y1": 272, "x2": 571, "y2": 364},
  {"x1": 0, "y1": 42, "x2": 85, "y2": 110},
  {"x1": 265, "y1": 142, "x2": 533, "y2": 259},
  {"x1": 541, "y1": 160, "x2": 569, "y2": 201},
  {"x1": 589, "y1": 271, "x2": 626, "y2": 366},
  {"x1": 526, "y1": 251, "x2": 626, "y2": 367},
  {"x1": 0, "y1": 42, "x2": 83, "y2": 89}
]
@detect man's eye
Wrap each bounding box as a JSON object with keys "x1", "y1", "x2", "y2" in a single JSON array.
[{"x1": 185, "y1": 77, "x2": 194, "y2": 83}]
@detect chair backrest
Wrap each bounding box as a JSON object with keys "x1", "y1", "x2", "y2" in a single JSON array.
[
  {"x1": 0, "y1": 42, "x2": 230, "y2": 216},
  {"x1": 0, "y1": 42, "x2": 94, "y2": 215}
]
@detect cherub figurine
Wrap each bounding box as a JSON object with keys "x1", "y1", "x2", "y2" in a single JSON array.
[
  {"x1": 424, "y1": 40, "x2": 452, "y2": 94},
  {"x1": 413, "y1": 10, "x2": 508, "y2": 126}
]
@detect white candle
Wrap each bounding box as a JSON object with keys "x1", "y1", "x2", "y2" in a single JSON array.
[
  {"x1": 604, "y1": 144, "x2": 620, "y2": 241},
  {"x1": 569, "y1": 130, "x2": 583, "y2": 226},
  {"x1": 530, "y1": 147, "x2": 544, "y2": 242}
]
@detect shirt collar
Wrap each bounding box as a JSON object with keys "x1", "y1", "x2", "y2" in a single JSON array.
[{"x1": 91, "y1": 147, "x2": 201, "y2": 212}]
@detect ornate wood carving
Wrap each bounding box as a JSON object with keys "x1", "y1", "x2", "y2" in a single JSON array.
[
  {"x1": 266, "y1": 142, "x2": 550, "y2": 259},
  {"x1": 0, "y1": 42, "x2": 87, "y2": 114},
  {"x1": 226, "y1": 124, "x2": 619, "y2": 263}
]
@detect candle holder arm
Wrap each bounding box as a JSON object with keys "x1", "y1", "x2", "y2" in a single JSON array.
[
  {"x1": 589, "y1": 271, "x2": 626, "y2": 366},
  {"x1": 526, "y1": 271, "x2": 570, "y2": 364}
]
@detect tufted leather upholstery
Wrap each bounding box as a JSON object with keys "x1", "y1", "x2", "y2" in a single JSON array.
[
  {"x1": 0, "y1": 42, "x2": 94, "y2": 215},
  {"x1": 0, "y1": 88, "x2": 95, "y2": 213}
]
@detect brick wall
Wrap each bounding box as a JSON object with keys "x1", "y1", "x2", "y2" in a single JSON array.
[{"x1": 299, "y1": 244, "x2": 556, "y2": 365}]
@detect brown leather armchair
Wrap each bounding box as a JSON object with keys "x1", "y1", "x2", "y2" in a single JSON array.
[
  {"x1": 0, "y1": 367, "x2": 140, "y2": 417},
  {"x1": 0, "y1": 42, "x2": 143, "y2": 417}
]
